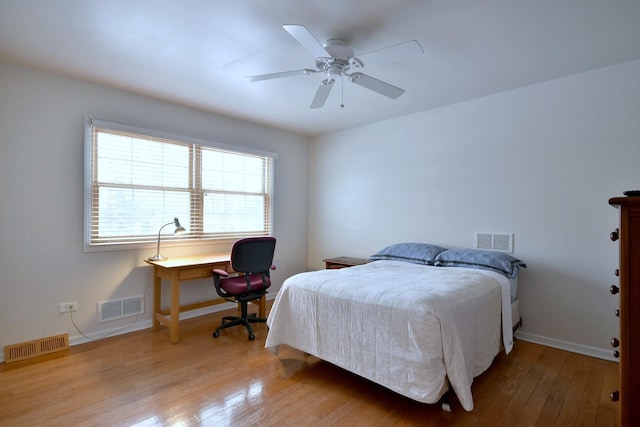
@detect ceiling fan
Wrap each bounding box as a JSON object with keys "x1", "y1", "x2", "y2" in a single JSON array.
[{"x1": 246, "y1": 25, "x2": 424, "y2": 109}]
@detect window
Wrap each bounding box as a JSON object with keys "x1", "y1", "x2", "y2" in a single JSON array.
[{"x1": 84, "y1": 117, "x2": 275, "y2": 250}]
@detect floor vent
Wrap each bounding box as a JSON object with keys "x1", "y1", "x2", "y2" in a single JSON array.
[
  {"x1": 474, "y1": 232, "x2": 514, "y2": 253},
  {"x1": 98, "y1": 295, "x2": 144, "y2": 322},
  {"x1": 4, "y1": 333, "x2": 69, "y2": 363}
]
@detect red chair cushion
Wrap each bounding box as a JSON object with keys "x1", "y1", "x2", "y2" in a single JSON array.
[{"x1": 220, "y1": 273, "x2": 271, "y2": 295}]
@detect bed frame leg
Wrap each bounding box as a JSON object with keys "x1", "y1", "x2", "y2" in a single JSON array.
[{"x1": 440, "y1": 389, "x2": 454, "y2": 412}]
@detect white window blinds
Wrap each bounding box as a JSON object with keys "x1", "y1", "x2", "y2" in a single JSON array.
[{"x1": 84, "y1": 117, "x2": 275, "y2": 249}]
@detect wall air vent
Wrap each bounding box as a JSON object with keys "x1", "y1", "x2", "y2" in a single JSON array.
[
  {"x1": 474, "y1": 232, "x2": 514, "y2": 253},
  {"x1": 98, "y1": 295, "x2": 144, "y2": 323}
]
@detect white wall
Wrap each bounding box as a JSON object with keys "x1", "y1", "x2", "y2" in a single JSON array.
[
  {"x1": 0, "y1": 61, "x2": 309, "y2": 356},
  {"x1": 309, "y1": 60, "x2": 640, "y2": 359},
  {"x1": 2, "y1": 58, "x2": 638, "y2": 363}
]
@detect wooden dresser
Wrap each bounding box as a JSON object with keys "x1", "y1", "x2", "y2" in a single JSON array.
[{"x1": 609, "y1": 196, "x2": 640, "y2": 426}]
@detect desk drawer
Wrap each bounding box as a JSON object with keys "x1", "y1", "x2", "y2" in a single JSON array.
[
  {"x1": 178, "y1": 263, "x2": 229, "y2": 281},
  {"x1": 179, "y1": 267, "x2": 212, "y2": 280}
]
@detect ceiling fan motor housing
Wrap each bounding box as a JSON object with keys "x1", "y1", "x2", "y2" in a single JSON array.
[
  {"x1": 318, "y1": 39, "x2": 361, "y2": 78},
  {"x1": 323, "y1": 39, "x2": 354, "y2": 58}
]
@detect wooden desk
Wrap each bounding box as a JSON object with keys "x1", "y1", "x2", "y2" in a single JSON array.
[{"x1": 145, "y1": 254, "x2": 266, "y2": 344}]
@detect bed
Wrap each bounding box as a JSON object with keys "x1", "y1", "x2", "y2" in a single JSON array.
[{"x1": 265, "y1": 244, "x2": 526, "y2": 411}]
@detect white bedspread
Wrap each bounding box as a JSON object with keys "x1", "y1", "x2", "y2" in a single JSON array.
[{"x1": 265, "y1": 260, "x2": 513, "y2": 411}]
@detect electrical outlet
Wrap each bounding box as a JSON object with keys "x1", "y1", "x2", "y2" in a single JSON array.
[{"x1": 59, "y1": 302, "x2": 78, "y2": 313}]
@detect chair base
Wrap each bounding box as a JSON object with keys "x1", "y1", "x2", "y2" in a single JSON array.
[{"x1": 212, "y1": 312, "x2": 267, "y2": 341}]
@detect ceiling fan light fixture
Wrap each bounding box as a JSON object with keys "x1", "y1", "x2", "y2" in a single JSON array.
[{"x1": 326, "y1": 64, "x2": 343, "y2": 80}]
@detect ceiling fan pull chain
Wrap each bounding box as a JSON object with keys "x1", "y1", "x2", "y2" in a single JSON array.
[{"x1": 341, "y1": 74, "x2": 345, "y2": 108}]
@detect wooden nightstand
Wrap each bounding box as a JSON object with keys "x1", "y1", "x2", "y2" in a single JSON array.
[{"x1": 323, "y1": 256, "x2": 371, "y2": 269}]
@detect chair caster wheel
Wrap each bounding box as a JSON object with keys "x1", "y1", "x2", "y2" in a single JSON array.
[
  {"x1": 213, "y1": 331, "x2": 220, "y2": 338},
  {"x1": 248, "y1": 334, "x2": 255, "y2": 341}
]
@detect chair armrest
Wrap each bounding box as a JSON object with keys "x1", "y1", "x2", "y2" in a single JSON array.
[{"x1": 212, "y1": 269, "x2": 229, "y2": 277}]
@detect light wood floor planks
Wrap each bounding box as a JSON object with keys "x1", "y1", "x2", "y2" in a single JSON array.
[{"x1": 0, "y1": 306, "x2": 619, "y2": 426}]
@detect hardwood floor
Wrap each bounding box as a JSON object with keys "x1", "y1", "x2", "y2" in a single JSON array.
[{"x1": 0, "y1": 305, "x2": 619, "y2": 426}]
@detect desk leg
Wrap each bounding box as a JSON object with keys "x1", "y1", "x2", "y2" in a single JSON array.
[
  {"x1": 169, "y1": 272, "x2": 180, "y2": 344},
  {"x1": 152, "y1": 267, "x2": 161, "y2": 332},
  {"x1": 246, "y1": 295, "x2": 267, "y2": 318},
  {"x1": 258, "y1": 294, "x2": 266, "y2": 318}
]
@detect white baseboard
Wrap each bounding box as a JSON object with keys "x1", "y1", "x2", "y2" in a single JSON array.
[
  {"x1": 65, "y1": 294, "x2": 279, "y2": 348},
  {"x1": 0, "y1": 300, "x2": 249, "y2": 363},
  {"x1": 515, "y1": 331, "x2": 618, "y2": 362}
]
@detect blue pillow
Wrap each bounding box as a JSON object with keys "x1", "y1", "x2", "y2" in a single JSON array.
[
  {"x1": 369, "y1": 243, "x2": 448, "y2": 266},
  {"x1": 434, "y1": 249, "x2": 526, "y2": 278}
]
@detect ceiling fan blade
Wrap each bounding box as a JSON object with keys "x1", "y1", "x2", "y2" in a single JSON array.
[
  {"x1": 310, "y1": 79, "x2": 335, "y2": 109},
  {"x1": 357, "y1": 40, "x2": 423, "y2": 67},
  {"x1": 348, "y1": 72, "x2": 405, "y2": 99},
  {"x1": 246, "y1": 69, "x2": 317, "y2": 82},
  {"x1": 283, "y1": 24, "x2": 331, "y2": 59}
]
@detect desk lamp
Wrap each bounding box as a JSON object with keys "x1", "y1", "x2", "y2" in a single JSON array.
[{"x1": 148, "y1": 217, "x2": 186, "y2": 261}]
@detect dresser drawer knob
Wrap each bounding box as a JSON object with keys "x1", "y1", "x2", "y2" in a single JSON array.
[
  {"x1": 610, "y1": 285, "x2": 619, "y2": 295},
  {"x1": 614, "y1": 269, "x2": 619, "y2": 277},
  {"x1": 610, "y1": 229, "x2": 619, "y2": 241},
  {"x1": 611, "y1": 337, "x2": 620, "y2": 348},
  {"x1": 610, "y1": 390, "x2": 619, "y2": 402},
  {"x1": 615, "y1": 309, "x2": 620, "y2": 317},
  {"x1": 613, "y1": 350, "x2": 620, "y2": 358}
]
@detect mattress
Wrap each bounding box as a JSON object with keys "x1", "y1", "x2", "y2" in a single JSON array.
[{"x1": 265, "y1": 260, "x2": 515, "y2": 411}]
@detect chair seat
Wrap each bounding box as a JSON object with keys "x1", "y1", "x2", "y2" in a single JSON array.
[{"x1": 221, "y1": 273, "x2": 271, "y2": 295}]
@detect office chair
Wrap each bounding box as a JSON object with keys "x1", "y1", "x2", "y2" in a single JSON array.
[{"x1": 211, "y1": 237, "x2": 276, "y2": 341}]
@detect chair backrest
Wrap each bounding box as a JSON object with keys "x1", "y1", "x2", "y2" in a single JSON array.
[{"x1": 230, "y1": 237, "x2": 276, "y2": 274}]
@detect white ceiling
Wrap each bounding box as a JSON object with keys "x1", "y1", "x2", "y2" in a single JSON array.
[{"x1": 1, "y1": 0, "x2": 639, "y2": 136}]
